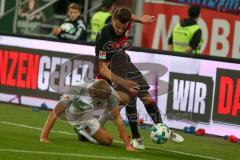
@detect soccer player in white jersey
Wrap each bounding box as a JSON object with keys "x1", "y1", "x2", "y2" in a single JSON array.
[{"x1": 40, "y1": 79, "x2": 136, "y2": 151}]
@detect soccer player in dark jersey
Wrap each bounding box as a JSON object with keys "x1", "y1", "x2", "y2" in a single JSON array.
[{"x1": 94, "y1": 7, "x2": 183, "y2": 149}]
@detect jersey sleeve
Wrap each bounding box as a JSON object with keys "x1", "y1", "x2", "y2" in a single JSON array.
[
  {"x1": 60, "y1": 94, "x2": 74, "y2": 107},
  {"x1": 59, "y1": 86, "x2": 82, "y2": 107},
  {"x1": 95, "y1": 30, "x2": 114, "y2": 62}
]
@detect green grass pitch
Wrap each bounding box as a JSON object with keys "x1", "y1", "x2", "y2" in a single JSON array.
[{"x1": 0, "y1": 103, "x2": 239, "y2": 160}]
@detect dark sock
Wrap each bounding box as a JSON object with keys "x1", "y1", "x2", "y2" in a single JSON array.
[
  {"x1": 126, "y1": 98, "x2": 141, "y2": 139},
  {"x1": 144, "y1": 101, "x2": 162, "y2": 124}
]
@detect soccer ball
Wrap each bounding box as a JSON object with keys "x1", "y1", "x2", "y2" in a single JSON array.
[
  {"x1": 60, "y1": 23, "x2": 76, "y2": 34},
  {"x1": 150, "y1": 123, "x2": 171, "y2": 144}
]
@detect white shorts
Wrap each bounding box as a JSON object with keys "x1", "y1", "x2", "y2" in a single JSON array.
[{"x1": 75, "y1": 118, "x2": 100, "y2": 136}]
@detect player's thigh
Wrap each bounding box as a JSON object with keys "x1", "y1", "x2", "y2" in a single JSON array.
[{"x1": 92, "y1": 128, "x2": 113, "y2": 146}]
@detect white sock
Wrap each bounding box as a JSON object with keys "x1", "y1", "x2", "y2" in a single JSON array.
[{"x1": 78, "y1": 129, "x2": 99, "y2": 144}]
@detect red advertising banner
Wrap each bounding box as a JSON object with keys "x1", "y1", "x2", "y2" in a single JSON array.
[
  {"x1": 165, "y1": 0, "x2": 240, "y2": 14},
  {"x1": 213, "y1": 68, "x2": 240, "y2": 125},
  {"x1": 0, "y1": 45, "x2": 95, "y2": 99},
  {"x1": 141, "y1": 2, "x2": 240, "y2": 58}
]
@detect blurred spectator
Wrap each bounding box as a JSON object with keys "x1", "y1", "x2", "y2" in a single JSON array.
[
  {"x1": 52, "y1": 2, "x2": 87, "y2": 41},
  {"x1": 168, "y1": 4, "x2": 203, "y2": 54},
  {"x1": 17, "y1": 0, "x2": 45, "y2": 34},
  {"x1": 18, "y1": 0, "x2": 45, "y2": 21},
  {"x1": 90, "y1": 0, "x2": 117, "y2": 42}
]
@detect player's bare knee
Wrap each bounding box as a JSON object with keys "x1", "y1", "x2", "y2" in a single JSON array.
[
  {"x1": 106, "y1": 137, "x2": 113, "y2": 145},
  {"x1": 101, "y1": 136, "x2": 112, "y2": 146}
]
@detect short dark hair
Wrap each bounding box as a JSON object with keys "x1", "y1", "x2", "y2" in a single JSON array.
[
  {"x1": 102, "y1": 0, "x2": 116, "y2": 9},
  {"x1": 112, "y1": 7, "x2": 132, "y2": 23},
  {"x1": 188, "y1": 4, "x2": 201, "y2": 19},
  {"x1": 68, "y1": 2, "x2": 81, "y2": 12}
]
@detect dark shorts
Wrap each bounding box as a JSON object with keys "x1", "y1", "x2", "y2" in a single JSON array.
[{"x1": 98, "y1": 61, "x2": 150, "y2": 98}]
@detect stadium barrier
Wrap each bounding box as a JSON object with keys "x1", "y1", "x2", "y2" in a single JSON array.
[{"x1": 0, "y1": 34, "x2": 240, "y2": 137}]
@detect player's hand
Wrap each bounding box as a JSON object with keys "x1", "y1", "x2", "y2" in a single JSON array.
[
  {"x1": 121, "y1": 79, "x2": 140, "y2": 95},
  {"x1": 141, "y1": 15, "x2": 156, "y2": 24},
  {"x1": 129, "y1": 87, "x2": 139, "y2": 95},
  {"x1": 40, "y1": 137, "x2": 51, "y2": 143},
  {"x1": 52, "y1": 27, "x2": 61, "y2": 36},
  {"x1": 126, "y1": 145, "x2": 137, "y2": 152}
]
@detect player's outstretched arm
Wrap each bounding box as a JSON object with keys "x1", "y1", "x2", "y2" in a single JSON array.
[
  {"x1": 131, "y1": 14, "x2": 156, "y2": 24},
  {"x1": 40, "y1": 102, "x2": 66, "y2": 143},
  {"x1": 111, "y1": 107, "x2": 136, "y2": 152}
]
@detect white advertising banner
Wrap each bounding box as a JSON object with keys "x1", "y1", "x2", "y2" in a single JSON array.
[{"x1": 0, "y1": 35, "x2": 240, "y2": 137}]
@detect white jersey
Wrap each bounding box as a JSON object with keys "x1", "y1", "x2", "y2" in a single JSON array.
[{"x1": 59, "y1": 80, "x2": 117, "y2": 126}]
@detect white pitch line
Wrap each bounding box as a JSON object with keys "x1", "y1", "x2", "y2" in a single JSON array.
[
  {"x1": 114, "y1": 140, "x2": 221, "y2": 160},
  {"x1": 148, "y1": 146, "x2": 221, "y2": 160},
  {"x1": 0, "y1": 121, "x2": 221, "y2": 160},
  {"x1": 0, "y1": 121, "x2": 75, "y2": 136},
  {"x1": 0, "y1": 149, "x2": 142, "y2": 160}
]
